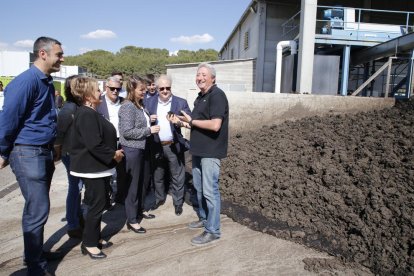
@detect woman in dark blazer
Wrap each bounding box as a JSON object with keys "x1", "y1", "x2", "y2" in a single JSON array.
[
  {"x1": 55, "y1": 75, "x2": 84, "y2": 239},
  {"x1": 70, "y1": 76, "x2": 124, "y2": 259},
  {"x1": 118, "y1": 74, "x2": 160, "y2": 233}
]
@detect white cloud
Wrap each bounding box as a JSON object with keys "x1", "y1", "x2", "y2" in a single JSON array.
[
  {"x1": 170, "y1": 33, "x2": 214, "y2": 45},
  {"x1": 14, "y1": 40, "x2": 34, "y2": 48},
  {"x1": 81, "y1": 29, "x2": 117, "y2": 39},
  {"x1": 169, "y1": 50, "x2": 179, "y2": 56}
]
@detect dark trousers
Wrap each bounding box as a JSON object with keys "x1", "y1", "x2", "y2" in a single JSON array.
[
  {"x1": 9, "y1": 145, "x2": 55, "y2": 275},
  {"x1": 82, "y1": 177, "x2": 110, "y2": 247},
  {"x1": 114, "y1": 157, "x2": 127, "y2": 203},
  {"x1": 123, "y1": 145, "x2": 150, "y2": 224},
  {"x1": 153, "y1": 144, "x2": 185, "y2": 207}
]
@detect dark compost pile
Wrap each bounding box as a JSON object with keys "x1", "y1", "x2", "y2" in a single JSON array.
[{"x1": 220, "y1": 99, "x2": 414, "y2": 275}]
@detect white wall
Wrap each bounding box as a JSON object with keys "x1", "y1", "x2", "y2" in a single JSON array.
[{"x1": 0, "y1": 51, "x2": 30, "y2": 76}]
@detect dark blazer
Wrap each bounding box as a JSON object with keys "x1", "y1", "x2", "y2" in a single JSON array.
[
  {"x1": 56, "y1": 101, "x2": 78, "y2": 154},
  {"x1": 96, "y1": 95, "x2": 124, "y2": 120},
  {"x1": 146, "y1": 95, "x2": 191, "y2": 154},
  {"x1": 70, "y1": 106, "x2": 118, "y2": 173}
]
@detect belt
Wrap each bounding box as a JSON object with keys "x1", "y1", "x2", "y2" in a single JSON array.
[
  {"x1": 14, "y1": 143, "x2": 54, "y2": 150},
  {"x1": 160, "y1": 141, "x2": 174, "y2": 146}
]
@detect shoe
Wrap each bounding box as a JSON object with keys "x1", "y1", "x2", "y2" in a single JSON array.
[
  {"x1": 126, "y1": 222, "x2": 146, "y2": 234},
  {"x1": 191, "y1": 231, "x2": 220, "y2": 246},
  {"x1": 98, "y1": 241, "x2": 113, "y2": 250},
  {"x1": 175, "y1": 205, "x2": 183, "y2": 216},
  {"x1": 67, "y1": 228, "x2": 82, "y2": 239},
  {"x1": 142, "y1": 212, "x2": 155, "y2": 219},
  {"x1": 80, "y1": 244, "x2": 107, "y2": 259},
  {"x1": 188, "y1": 220, "x2": 204, "y2": 229}
]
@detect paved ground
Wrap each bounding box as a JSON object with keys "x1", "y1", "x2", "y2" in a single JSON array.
[{"x1": 0, "y1": 163, "x2": 371, "y2": 275}]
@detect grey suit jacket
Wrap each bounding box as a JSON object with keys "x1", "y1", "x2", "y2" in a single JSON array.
[{"x1": 118, "y1": 100, "x2": 151, "y2": 149}]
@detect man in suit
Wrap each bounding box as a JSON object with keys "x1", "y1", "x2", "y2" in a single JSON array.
[
  {"x1": 146, "y1": 74, "x2": 191, "y2": 216},
  {"x1": 97, "y1": 76, "x2": 127, "y2": 205}
]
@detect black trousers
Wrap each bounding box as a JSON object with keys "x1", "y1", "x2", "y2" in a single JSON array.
[
  {"x1": 123, "y1": 145, "x2": 150, "y2": 224},
  {"x1": 82, "y1": 177, "x2": 110, "y2": 247}
]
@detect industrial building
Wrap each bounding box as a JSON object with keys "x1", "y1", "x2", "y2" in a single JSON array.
[{"x1": 168, "y1": 0, "x2": 414, "y2": 98}]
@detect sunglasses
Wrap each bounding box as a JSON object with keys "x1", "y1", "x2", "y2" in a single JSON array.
[
  {"x1": 158, "y1": 87, "x2": 171, "y2": 91},
  {"x1": 107, "y1": 86, "x2": 121, "y2": 92}
]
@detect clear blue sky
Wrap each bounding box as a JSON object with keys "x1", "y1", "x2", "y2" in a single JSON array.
[{"x1": 1, "y1": 0, "x2": 252, "y2": 56}]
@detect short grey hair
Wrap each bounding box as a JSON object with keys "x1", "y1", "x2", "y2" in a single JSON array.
[
  {"x1": 33, "y1": 36, "x2": 62, "y2": 58},
  {"x1": 155, "y1": 74, "x2": 172, "y2": 86},
  {"x1": 197, "y1": 62, "x2": 216, "y2": 79},
  {"x1": 106, "y1": 76, "x2": 121, "y2": 84}
]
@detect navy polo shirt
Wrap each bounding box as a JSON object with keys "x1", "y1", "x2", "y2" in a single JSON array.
[
  {"x1": 190, "y1": 85, "x2": 229, "y2": 159},
  {"x1": 0, "y1": 65, "x2": 57, "y2": 159}
]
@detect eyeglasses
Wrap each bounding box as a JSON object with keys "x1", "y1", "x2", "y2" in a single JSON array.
[
  {"x1": 107, "y1": 86, "x2": 121, "y2": 92},
  {"x1": 158, "y1": 87, "x2": 171, "y2": 91}
]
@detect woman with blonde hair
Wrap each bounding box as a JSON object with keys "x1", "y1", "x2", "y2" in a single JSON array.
[
  {"x1": 119, "y1": 74, "x2": 159, "y2": 233},
  {"x1": 70, "y1": 76, "x2": 124, "y2": 259}
]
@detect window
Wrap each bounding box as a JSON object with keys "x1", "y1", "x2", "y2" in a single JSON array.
[
  {"x1": 244, "y1": 31, "x2": 249, "y2": 50},
  {"x1": 230, "y1": 48, "x2": 234, "y2": 60}
]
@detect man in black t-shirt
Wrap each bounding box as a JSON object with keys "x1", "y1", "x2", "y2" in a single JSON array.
[{"x1": 178, "y1": 62, "x2": 229, "y2": 246}]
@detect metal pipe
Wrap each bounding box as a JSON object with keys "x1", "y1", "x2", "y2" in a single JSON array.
[{"x1": 274, "y1": 40, "x2": 297, "y2": 93}]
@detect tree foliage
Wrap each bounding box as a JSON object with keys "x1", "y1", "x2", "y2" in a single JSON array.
[{"x1": 64, "y1": 46, "x2": 219, "y2": 79}]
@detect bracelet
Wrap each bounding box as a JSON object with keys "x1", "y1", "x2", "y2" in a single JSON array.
[{"x1": 189, "y1": 120, "x2": 193, "y2": 127}]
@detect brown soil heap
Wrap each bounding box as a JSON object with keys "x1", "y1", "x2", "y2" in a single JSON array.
[{"x1": 220, "y1": 98, "x2": 414, "y2": 275}]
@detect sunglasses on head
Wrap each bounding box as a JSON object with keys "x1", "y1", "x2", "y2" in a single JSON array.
[
  {"x1": 107, "y1": 86, "x2": 121, "y2": 92},
  {"x1": 158, "y1": 87, "x2": 171, "y2": 91}
]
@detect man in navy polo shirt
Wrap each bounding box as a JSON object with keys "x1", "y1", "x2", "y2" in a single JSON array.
[
  {"x1": 0, "y1": 36, "x2": 64, "y2": 275},
  {"x1": 179, "y1": 62, "x2": 229, "y2": 245}
]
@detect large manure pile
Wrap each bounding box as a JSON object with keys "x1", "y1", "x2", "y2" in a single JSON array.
[{"x1": 220, "y1": 99, "x2": 414, "y2": 274}]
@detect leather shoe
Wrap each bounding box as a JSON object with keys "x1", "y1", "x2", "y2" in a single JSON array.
[
  {"x1": 98, "y1": 241, "x2": 113, "y2": 250},
  {"x1": 81, "y1": 244, "x2": 106, "y2": 259},
  {"x1": 126, "y1": 222, "x2": 146, "y2": 233},
  {"x1": 175, "y1": 205, "x2": 183, "y2": 216},
  {"x1": 142, "y1": 212, "x2": 155, "y2": 219}
]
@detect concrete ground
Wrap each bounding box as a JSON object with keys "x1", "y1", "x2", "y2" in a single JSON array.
[{"x1": 0, "y1": 163, "x2": 370, "y2": 276}]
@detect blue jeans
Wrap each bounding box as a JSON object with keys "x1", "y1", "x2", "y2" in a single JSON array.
[
  {"x1": 192, "y1": 156, "x2": 221, "y2": 236},
  {"x1": 61, "y1": 153, "x2": 83, "y2": 230},
  {"x1": 9, "y1": 145, "x2": 55, "y2": 275}
]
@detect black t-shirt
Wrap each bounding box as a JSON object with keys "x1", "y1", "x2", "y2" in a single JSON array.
[{"x1": 190, "y1": 85, "x2": 229, "y2": 159}]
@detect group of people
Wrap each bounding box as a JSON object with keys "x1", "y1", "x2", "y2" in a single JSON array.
[{"x1": 0, "y1": 36, "x2": 229, "y2": 276}]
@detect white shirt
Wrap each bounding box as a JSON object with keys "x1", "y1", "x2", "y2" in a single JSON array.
[
  {"x1": 156, "y1": 97, "x2": 173, "y2": 142},
  {"x1": 105, "y1": 95, "x2": 122, "y2": 137}
]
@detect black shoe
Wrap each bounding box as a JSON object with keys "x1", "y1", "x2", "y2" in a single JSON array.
[
  {"x1": 67, "y1": 228, "x2": 82, "y2": 239},
  {"x1": 142, "y1": 212, "x2": 156, "y2": 219},
  {"x1": 80, "y1": 244, "x2": 107, "y2": 259},
  {"x1": 98, "y1": 241, "x2": 113, "y2": 250},
  {"x1": 175, "y1": 205, "x2": 183, "y2": 216},
  {"x1": 126, "y1": 223, "x2": 146, "y2": 233}
]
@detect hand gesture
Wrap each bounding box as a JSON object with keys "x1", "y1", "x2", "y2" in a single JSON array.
[
  {"x1": 150, "y1": 125, "x2": 160, "y2": 134},
  {"x1": 114, "y1": 149, "x2": 124, "y2": 163},
  {"x1": 178, "y1": 110, "x2": 192, "y2": 123}
]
